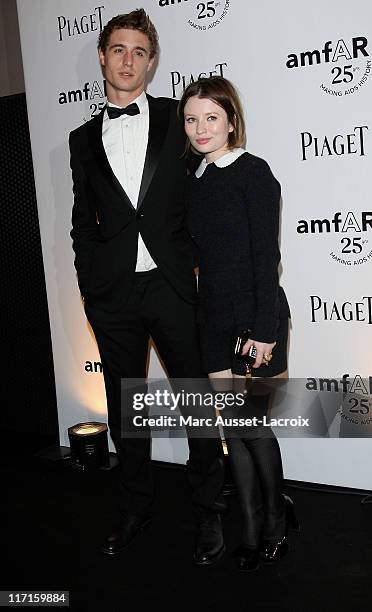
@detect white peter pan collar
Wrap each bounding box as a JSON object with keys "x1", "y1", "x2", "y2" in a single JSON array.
[{"x1": 195, "y1": 148, "x2": 246, "y2": 178}]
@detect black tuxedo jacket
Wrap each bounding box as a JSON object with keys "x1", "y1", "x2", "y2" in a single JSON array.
[{"x1": 69, "y1": 94, "x2": 197, "y2": 312}]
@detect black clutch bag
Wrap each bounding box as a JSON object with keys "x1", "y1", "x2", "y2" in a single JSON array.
[{"x1": 234, "y1": 329, "x2": 257, "y2": 374}]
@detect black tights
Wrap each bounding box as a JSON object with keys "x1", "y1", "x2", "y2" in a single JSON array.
[
  {"x1": 226, "y1": 434, "x2": 285, "y2": 548},
  {"x1": 212, "y1": 376, "x2": 286, "y2": 549}
]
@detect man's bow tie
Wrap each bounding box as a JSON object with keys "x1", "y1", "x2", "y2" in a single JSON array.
[{"x1": 107, "y1": 103, "x2": 140, "y2": 119}]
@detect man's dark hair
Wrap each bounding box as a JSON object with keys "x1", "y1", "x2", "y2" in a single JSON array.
[{"x1": 98, "y1": 8, "x2": 158, "y2": 58}]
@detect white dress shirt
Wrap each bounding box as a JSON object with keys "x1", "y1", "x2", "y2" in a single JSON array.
[{"x1": 102, "y1": 91, "x2": 157, "y2": 271}]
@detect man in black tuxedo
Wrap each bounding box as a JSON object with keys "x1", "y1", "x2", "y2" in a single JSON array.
[{"x1": 69, "y1": 9, "x2": 225, "y2": 564}]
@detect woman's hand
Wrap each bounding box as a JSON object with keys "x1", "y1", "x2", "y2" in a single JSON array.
[{"x1": 241, "y1": 338, "x2": 276, "y2": 369}]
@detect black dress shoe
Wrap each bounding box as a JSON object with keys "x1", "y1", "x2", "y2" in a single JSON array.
[
  {"x1": 102, "y1": 514, "x2": 151, "y2": 556},
  {"x1": 262, "y1": 536, "x2": 288, "y2": 563},
  {"x1": 233, "y1": 546, "x2": 260, "y2": 572},
  {"x1": 283, "y1": 494, "x2": 300, "y2": 533},
  {"x1": 194, "y1": 514, "x2": 225, "y2": 566}
]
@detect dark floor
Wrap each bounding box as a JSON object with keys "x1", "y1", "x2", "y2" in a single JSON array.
[{"x1": 2, "y1": 436, "x2": 372, "y2": 612}]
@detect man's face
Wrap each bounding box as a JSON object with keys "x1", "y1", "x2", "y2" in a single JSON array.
[{"x1": 99, "y1": 28, "x2": 154, "y2": 99}]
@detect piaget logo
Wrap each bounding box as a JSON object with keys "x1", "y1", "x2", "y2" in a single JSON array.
[
  {"x1": 159, "y1": 0, "x2": 230, "y2": 32},
  {"x1": 57, "y1": 6, "x2": 105, "y2": 42},
  {"x1": 170, "y1": 61, "x2": 228, "y2": 98},
  {"x1": 300, "y1": 126, "x2": 368, "y2": 161},
  {"x1": 286, "y1": 35, "x2": 371, "y2": 97},
  {"x1": 310, "y1": 296, "x2": 372, "y2": 324}
]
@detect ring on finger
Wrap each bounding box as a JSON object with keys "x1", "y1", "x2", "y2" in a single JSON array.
[{"x1": 263, "y1": 353, "x2": 273, "y2": 365}]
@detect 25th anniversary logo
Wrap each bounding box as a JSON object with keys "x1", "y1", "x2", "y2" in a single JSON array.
[
  {"x1": 286, "y1": 35, "x2": 371, "y2": 97},
  {"x1": 159, "y1": 0, "x2": 230, "y2": 32}
]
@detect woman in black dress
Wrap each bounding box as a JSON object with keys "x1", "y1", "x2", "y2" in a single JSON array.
[{"x1": 178, "y1": 76, "x2": 297, "y2": 571}]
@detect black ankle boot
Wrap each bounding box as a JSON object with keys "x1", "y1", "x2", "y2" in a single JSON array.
[
  {"x1": 261, "y1": 495, "x2": 298, "y2": 563},
  {"x1": 262, "y1": 536, "x2": 288, "y2": 563}
]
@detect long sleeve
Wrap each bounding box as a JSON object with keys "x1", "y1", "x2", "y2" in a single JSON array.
[
  {"x1": 244, "y1": 158, "x2": 281, "y2": 343},
  {"x1": 69, "y1": 131, "x2": 99, "y2": 296}
]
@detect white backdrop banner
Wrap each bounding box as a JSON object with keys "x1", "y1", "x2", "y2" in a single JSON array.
[{"x1": 17, "y1": 0, "x2": 372, "y2": 489}]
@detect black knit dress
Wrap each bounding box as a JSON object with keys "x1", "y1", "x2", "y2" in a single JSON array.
[{"x1": 186, "y1": 151, "x2": 290, "y2": 376}]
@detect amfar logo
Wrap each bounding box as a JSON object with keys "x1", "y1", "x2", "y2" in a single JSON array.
[
  {"x1": 286, "y1": 36, "x2": 371, "y2": 97},
  {"x1": 300, "y1": 126, "x2": 368, "y2": 161},
  {"x1": 58, "y1": 80, "x2": 106, "y2": 121},
  {"x1": 297, "y1": 211, "x2": 372, "y2": 266},
  {"x1": 159, "y1": 0, "x2": 230, "y2": 32},
  {"x1": 57, "y1": 6, "x2": 105, "y2": 42},
  {"x1": 305, "y1": 375, "x2": 372, "y2": 426},
  {"x1": 170, "y1": 62, "x2": 228, "y2": 98},
  {"x1": 85, "y1": 360, "x2": 103, "y2": 373},
  {"x1": 306, "y1": 374, "x2": 372, "y2": 395},
  {"x1": 310, "y1": 296, "x2": 372, "y2": 324}
]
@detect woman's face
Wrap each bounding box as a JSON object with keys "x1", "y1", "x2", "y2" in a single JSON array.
[{"x1": 184, "y1": 96, "x2": 234, "y2": 163}]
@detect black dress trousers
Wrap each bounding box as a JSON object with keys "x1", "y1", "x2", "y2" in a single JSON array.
[{"x1": 85, "y1": 269, "x2": 225, "y2": 519}]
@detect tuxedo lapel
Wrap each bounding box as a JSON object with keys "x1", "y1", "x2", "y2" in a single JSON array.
[
  {"x1": 137, "y1": 95, "x2": 170, "y2": 210},
  {"x1": 87, "y1": 108, "x2": 135, "y2": 211}
]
